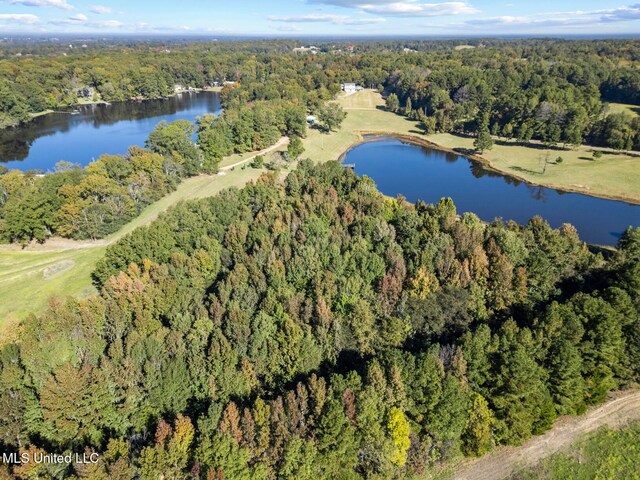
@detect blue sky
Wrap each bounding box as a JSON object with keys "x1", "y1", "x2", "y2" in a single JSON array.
[{"x1": 2, "y1": 0, "x2": 640, "y2": 36}]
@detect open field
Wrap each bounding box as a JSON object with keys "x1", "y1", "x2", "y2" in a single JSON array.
[
  {"x1": 0, "y1": 166, "x2": 266, "y2": 329},
  {"x1": 427, "y1": 133, "x2": 640, "y2": 204},
  {"x1": 305, "y1": 90, "x2": 640, "y2": 204},
  {"x1": 606, "y1": 102, "x2": 640, "y2": 117},
  {"x1": 2, "y1": 89, "x2": 639, "y2": 328},
  {"x1": 301, "y1": 90, "x2": 424, "y2": 164}
]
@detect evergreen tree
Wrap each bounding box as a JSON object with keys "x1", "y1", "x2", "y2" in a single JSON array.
[
  {"x1": 405, "y1": 97, "x2": 413, "y2": 116},
  {"x1": 461, "y1": 394, "x2": 493, "y2": 457},
  {"x1": 385, "y1": 93, "x2": 399, "y2": 113},
  {"x1": 474, "y1": 112, "x2": 494, "y2": 153}
]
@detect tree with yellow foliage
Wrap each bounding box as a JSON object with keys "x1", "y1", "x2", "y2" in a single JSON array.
[{"x1": 387, "y1": 407, "x2": 411, "y2": 466}]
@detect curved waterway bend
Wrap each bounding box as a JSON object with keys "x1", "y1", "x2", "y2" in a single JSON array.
[
  {"x1": 344, "y1": 136, "x2": 639, "y2": 246},
  {"x1": 0, "y1": 91, "x2": 222, "y2": 172}
]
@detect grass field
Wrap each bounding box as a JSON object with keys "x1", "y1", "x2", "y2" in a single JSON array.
[
  {"x1": 428, "y1": 133, "x2": 640, "y2": 204},
  {"x1": 511, "y1": 422, "x2": 640, "y2": 479},
  {"x1": 0, "y1": 167, "x2": 266, "y2": 330},
  {"x1": 303, "y1": 90, "x2": 640, "y2": 204},
  {"x1": 2, "y1": 89, "x2": 639, "y2": 329},
  {"x1": 606, "y1": 102, "x2": 640, "y2": 117},
  {"x1": 300, "y1": 90, "x2": 424, "y2": 164}
]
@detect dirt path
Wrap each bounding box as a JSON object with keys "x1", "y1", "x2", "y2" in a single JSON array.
[
  {"x1": 0, "y1": 138, "x2": 290, "y2": 254},
  {"x1": 219, "y1": 136, "x2": 289, "y2": 172},
  {"x1": 453, "y1": 390, "x2": 640, "y2": 480}
]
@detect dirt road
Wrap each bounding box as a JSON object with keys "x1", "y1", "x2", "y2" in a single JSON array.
[
  {"x1": 453, "y1": 390, "x2": 640, "y2": 480},
  {"x1": 219, "y1": 136, "x2": 289, "y2": 171},
  {"x1": 0, "y1": 138, "x2": 289, "y2": 254}
]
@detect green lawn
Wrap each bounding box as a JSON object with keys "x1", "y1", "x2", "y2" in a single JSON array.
[
  {"x1": 303, "y1": 90, "x2": 640, "y2": 204},
  {"x1": 427, "y1": 133, "x2": 640, "y2": 204},
  {"x1": 3, "y1": 89, "x2": 639, "y2": 329},
  {"x1": 511, "y1": 422, "x2": 640, "y2": 479},
  {"x1": 301, "y1": 90, "x2": 424, "y2": 164},
  {"x1": 606, "y1": 102, "x2": 640, "y2": 117},
  {"x1": 0, "y1": 167, "x2": 265, "y2": 330}
]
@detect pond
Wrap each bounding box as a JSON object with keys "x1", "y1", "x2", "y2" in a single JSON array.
[
  {"x1": 345, "y1": 136, "x2": 640, "y2": 246},
  {"x1": 0, "y1": 91, "x2": 222, "y2": 172}
]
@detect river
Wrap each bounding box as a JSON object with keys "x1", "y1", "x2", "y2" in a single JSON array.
[
  {"x1": 345, "y1": 136, "x2": 639, "y2": 246},
  {"x1": 0, "y1": 91, "x2": 222, "y2": 172}
]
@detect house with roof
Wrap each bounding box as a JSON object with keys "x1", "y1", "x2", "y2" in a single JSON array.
[{"x1": 341, "y1": 83, "x2": 363, "y2": 93}]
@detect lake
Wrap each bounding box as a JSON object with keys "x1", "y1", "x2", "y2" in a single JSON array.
[
  {"x1": 345, "y1": 136, "x2": 640, "y2": 246},
  {"x1": 0, "y1": 91, "x2": 222, "y2": 172}
]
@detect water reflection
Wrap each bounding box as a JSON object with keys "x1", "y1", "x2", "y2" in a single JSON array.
[
  {"x1": 346, "y1": 137, "x2": 639, "y2": 246},
  {"x1": 0, "y1": 91, "x2": 221, "y2": 171}
]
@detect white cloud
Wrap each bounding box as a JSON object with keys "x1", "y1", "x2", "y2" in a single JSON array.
[
  {"x1": 0, "y1": 0, "x2": 73, "y2": 9},
  {"x1": 0, "y1": 13, "x2": 40, "y2": 23},
  {"x1": 48, "y1": 15, "x2": 126, "y2": 28},
  {"x1": 95, "y1": 19, "x2": 123, "y2": 27},
  {"x1": 132, "y1": 22, "x2": 193, "y2": 32},
  {"x1": 308, "y1": 0, "x2": 478, "y2": 17},
  {"x1": 48, "y1": 12, "x2": 87, "y2": 24},
  {"x1": 269, "y1": 13, "x2": 385, "y2": 25},
  {"x1": 89, "y1": 5, "x2": 111, "y2": 14},
  {"x1": 467, "y1": 4, "x2": 640, "y2": 28}
]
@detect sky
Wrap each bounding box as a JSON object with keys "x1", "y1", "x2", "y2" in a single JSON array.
[{"x1": 2, "y1": 0, "x2": 640, "y2": 37}]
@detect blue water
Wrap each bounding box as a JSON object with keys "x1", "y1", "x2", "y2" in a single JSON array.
[
  {"x1": 0, "y1": 91, "x2": 221, "y2": 172},
  {"x1": 346, "y1": 137, "x2": 640, "y2": 246}
]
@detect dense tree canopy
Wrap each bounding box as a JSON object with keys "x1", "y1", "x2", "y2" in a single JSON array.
[
  {"x1": 4, "y1": 38, "x2": 640, "y2": 243},
  {"x1": 0, "y1": 161, "x2": 638, "y2": 479},
  {"x1": 3, "y1": 38, "x2": 640, "y2": 150}
]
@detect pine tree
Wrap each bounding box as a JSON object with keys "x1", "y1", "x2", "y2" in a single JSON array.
[
  {"x1": 474, "y1": 112, "x2": 494, "y2": 153},
  {"x1": 405, "y1": 97, "x2": 413, "y2": 116},
  {"x1": 385, "y1": 93, "x2": 400, "y2": 113}
]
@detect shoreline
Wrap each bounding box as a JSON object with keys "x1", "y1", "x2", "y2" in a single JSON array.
[
  {"x1": 15, "y1": 87, "x2": 223, "y2": 127},
  {"x1": 341, "y1": 131, "x2": 640, "y2": 207}
]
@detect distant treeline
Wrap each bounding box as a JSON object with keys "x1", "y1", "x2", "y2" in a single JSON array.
[
  {"x1": 0, "y1": 161, "x2": 638, "y2": 479},
  {"x1": 0, "y1": 65, "x2": 320, "y2": 243},
  {"x1": 3, "y1": 39, "x2": 640, "y2": 152},
  {"x1": 384, "y1": 46, "x2": 640, "y2": 151}
]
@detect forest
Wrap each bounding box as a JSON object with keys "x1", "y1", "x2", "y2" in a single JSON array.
[
  {"x1": 3, "y1": 39, "x2": 640, "y2": 244},
  {"x1": 0, "y1": 160, "x2": 638, "y2": 479},
  {"x1": 3, "y1": 39, "x2": 640, "y2": 147},
  {"x1": 0, "y1": 88, "x2": 310, "y2": 243}
]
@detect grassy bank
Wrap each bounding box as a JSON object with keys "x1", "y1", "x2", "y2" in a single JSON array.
[
  {"x1": 426, "y1": 133, "x2": 640, "y2": 204},
  {"x1": 0, "y1": 167, "x2": 266, "y2": 330},
  {"x1": 304, "y1": 90, "x2": 640, "y2": 205},
  {"x1": 2, "y1": 89, "x2": 639, "y2": 328},
  {"x1": 301, "y1": 90, "x2": 425, "y2": 164},
  {"x1": 511, "y1": 421, "x2": 640, "y2": 479}
]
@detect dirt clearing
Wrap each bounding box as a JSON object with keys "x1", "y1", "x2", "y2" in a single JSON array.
[{"x1": 453, "y1": 390, "x2": 640, "y2": 480}]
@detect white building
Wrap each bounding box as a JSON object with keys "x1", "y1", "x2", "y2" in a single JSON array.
[
  {"x1": 341, "y1": 83, "x2": 363, "y2": 93},
  {"x1": 293, "y1": 46, "x2": 319, "y2": 54}
]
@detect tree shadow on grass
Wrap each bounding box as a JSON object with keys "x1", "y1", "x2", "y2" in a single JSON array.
[
  {"x1": 510, "y1": 165, "x2": 542, "y2": 176},
  {"x1": 453, "y1": 147, "x2": 476, "y2": 156}
]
